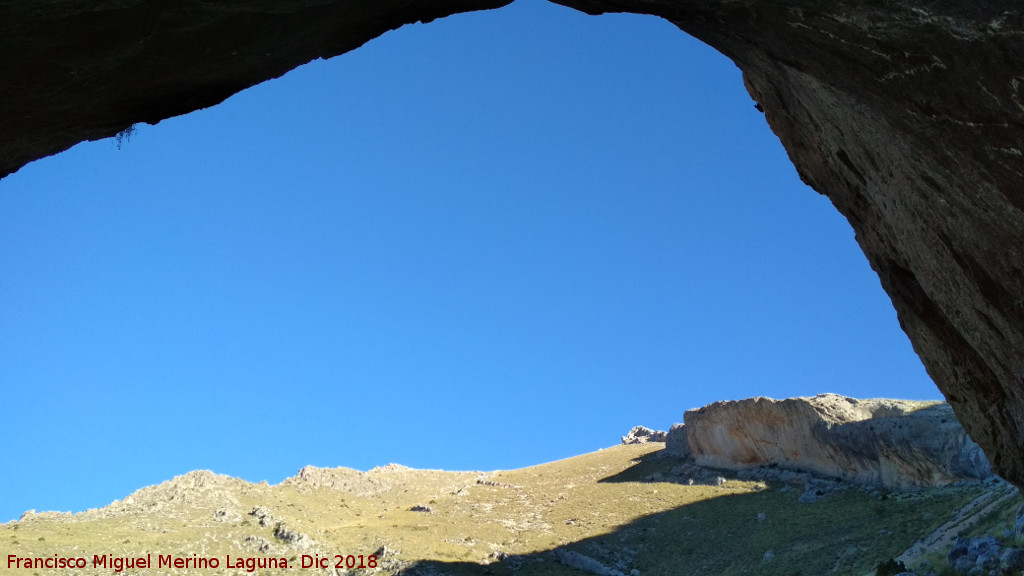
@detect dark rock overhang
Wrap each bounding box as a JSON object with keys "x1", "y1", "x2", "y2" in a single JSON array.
[{"x1": 2, "y1": 1, "x2": 1022, "y2": 486}]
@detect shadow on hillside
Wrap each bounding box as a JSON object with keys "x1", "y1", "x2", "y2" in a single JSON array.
[
  {"x1": 598, "y1": 446, "x2": 756, "y2": 488},
  {"x1": 597, "y1": 447, "x2": 689, "y2": 484},
  {"x1": 379, "y1": 453, "x2": 979, "y2": 576}
]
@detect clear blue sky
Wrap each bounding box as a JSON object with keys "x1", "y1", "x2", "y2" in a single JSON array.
[{"x1": 0, "y1": 0, "x2": 939, "y2": 522}]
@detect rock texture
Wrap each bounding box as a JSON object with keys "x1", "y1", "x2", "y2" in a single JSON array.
[
  {"x1": 666, "y1": 423, "x2": 690, "y2": 458},
  {"x1": 0, "y1": 0, "x2": 513, "y2": 180},
  {"x1": 552, "y1": 0, "x2": 1024, "y2": 493},
  {"x1": 0, "y1": 2, "x2": 1022, "y2": 485},
  {"x1": 621, "y1": 426, "x2": 667, "y2": 445},
  {"x1": 667, "y1": 394, "x2": 992, "y2": 489}
]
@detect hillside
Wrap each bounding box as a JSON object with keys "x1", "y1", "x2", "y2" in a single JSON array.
[{"x1": 4, "y1": 441, "x2": 1014, "y2": 576}]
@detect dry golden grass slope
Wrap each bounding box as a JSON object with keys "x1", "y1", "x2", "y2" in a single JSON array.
[{"x1": 2, "y1": 443, "x2": 1009, "y2": 576}]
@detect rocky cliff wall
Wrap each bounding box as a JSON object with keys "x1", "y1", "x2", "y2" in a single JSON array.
[
  {"x1": 0, "y1": 1, "x2": 1021, "y2": 486},
  {"x1": 553, "y1": 0, "x2": 1024, "y2": 493},
  {"x1": 667, "y1": 394, "x2": 992, "y2": 489}
]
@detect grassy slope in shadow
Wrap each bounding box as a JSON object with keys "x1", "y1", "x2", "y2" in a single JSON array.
[{"x1": 391, "y1": 449, "x2": 986, "y2": 576}]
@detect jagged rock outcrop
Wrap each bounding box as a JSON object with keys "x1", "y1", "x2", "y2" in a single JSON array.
[
  {"x1": 666, "y1": 423, "x2": 690, "y2": 458},
  {"x1": 0, "y1": 2, "x2": 1021, "y2": 485},
  {"x1": 667, "y1": 394, "x2": 992, "y2": 489},
  {"x1": 621, "y1": 426, "x2": 667, "y2": 445},
  {"x1": 286, "y1": 465, "x2": 397, "y2": 496},
  {"x1": 272, "y1": 523, "x2": 316, "y2": 550}
]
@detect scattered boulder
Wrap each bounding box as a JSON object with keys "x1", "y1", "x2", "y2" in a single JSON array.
[
  {"x1": 249, "y1": 506, "x2": 277, "y2": 528},
  {"x1": 213, "y1": 508, "x2": 241, "y2": 523},
  {"x1": 797, "y1": 490, "x2": 821, "y2": 504},
  {"x1": 410, "y1": 505, "x2": 433, "y2": 513},
  {"x1": 947, "y1": 536, "x2": 1002, "y2": 574},
  {"x1": 242, "y1": 535, "x2": 272, "y2": 554},
  {"x1": 273, "y1": 523, "x2": 315, "y2": 550},
  {"x1": 1001, "y1": 547, "x2": 1024, "y2": 572},
  {"x1": 797, "y1": 482, "x2": 839, "y2": 503},
  {"x1": 554, "y1": 549, "x2": 626, "y2": 576},
  {"x1": 486, "y1": 550, "x2": 510, "y2": 564},
  {"x1": 621, "y1": 426, "x2": 667, "y2": 445},
  {"x1": 374, "y1": 545, "x2": 397, "y2": 558}
]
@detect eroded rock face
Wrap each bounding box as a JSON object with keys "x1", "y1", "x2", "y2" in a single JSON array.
[
  {"x1": 0, "y1": 1, "x2": 1021, "y2": 485},
  {"x1": 550, "y1": 0, "x2": 1024, "y2": 488},
  {"x1": 669, "y1": 394, "x2": 991, "y2": 489},
  {"x1": 621, "y1": 426, "x2": 668, "y2": 445}
]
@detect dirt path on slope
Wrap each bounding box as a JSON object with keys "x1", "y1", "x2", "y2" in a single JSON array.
[{"x1": 893, "y1": 482, "x2": 1019, "y2": 568}]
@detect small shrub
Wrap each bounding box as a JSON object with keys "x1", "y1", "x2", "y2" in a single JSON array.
[{"x1": 875, "y1": 558, "x2": 907, "y2": 576}]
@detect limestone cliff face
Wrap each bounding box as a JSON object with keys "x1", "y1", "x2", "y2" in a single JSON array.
[
  {"x1": 1, "y1": 1, "x2": 1022, "y2": 486},
  {"x1": 668, "y1": 394, "x2": 992, "y2": 489}
]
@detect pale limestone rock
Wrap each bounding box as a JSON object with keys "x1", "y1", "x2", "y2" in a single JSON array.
[
  {"x1": 678, "y1": 394, "x2": 991, "y2": 488},
  {"x1": 621, "y1": 426, "x2": 667, "y2": 445}
]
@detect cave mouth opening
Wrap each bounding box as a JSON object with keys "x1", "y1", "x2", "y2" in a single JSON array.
[{"x1": 0, "y1": 0, "x2": 937, "y2": 521}]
